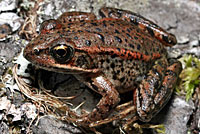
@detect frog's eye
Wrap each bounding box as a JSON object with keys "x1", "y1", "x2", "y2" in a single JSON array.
[{"x1": 50, "y1": 44, "x2": 74, "y2": 63}]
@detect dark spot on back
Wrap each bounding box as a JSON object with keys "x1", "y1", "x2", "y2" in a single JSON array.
[
  {"x1": 67, "y1": 23, "x2": 73, "y2": 26},
  {"x1": 100, "y1": 59, "x2": 104, "y2": 63},
  {"x1": 127, "y1": 28, "x2": 131, "y2": 33},
  {"x1": 137, "y1": 44, "x2": 141, "y2": 50},
  {"x1": 129, "y1": 43, "x2": 135, "y2": 49},
  {"x1": 96, "y1": 33, "x2": 105, "y2": 42},
  {"x1": 134, "y1": 36, "x2": 138, "y2": 40},
  {"x1": 62, "y1": 27, "x2": 66, "y2": 30},
  {"x1": 111, "y1": 54, "x2": 117, "y2": 58},
  {"x1": 156, "y1": 46, "x2": 160, "y2": 51},
  {"x1": 113, "y1": 74, "x2": 117, "y2": 80},
  {"x1": 80, "y1": 22, "x2": 86, "y2": 27},
  {"x1": 74, "y1": 36, "x2": 78, "y2": 40},
  {"x1": 78, "y1": 30, "x2": 83, "y2": 33},
  {"x1": 102, "y1": 20, "x2": 107, "y2": 27},
  {"x1": 111, "y1": 63, "x2": 115, "y2": 68},
  {"x1": 120, "y1": 77, "x2": 125, "y2": 82},
  {"x1": 126, "y1": 33, "x2": 132, "y2": 39},
  {"x1": 140, "y1": 54, "x2": 143, "y2": 60},
  {"x1": 130, "y1": 16, "x2": 139, "y2": 25},
  {"x1": 115, "y1": 29, "x2": 120, "y2": 34},
  {"x1": 117, "y1": 10, "x2": 122, "y2": 18},
  {"x1": 91, "y1": 22, "x2": 98, "y2": 26},
  {"x1": 85, "y1": 40, "x2": 91, "y2": 46},
  {"x1": 96, "y1": 28, "x2": 102, "y2": 32},
  {"x1": 117, "y1": 70, "x2": 120, "y2": 74},
  {"x1": 146, "y1": 26, "x2": 154, "y2": 37},
  {"x1": 110, "y1": 23, "x2": 114, "y2": 26},
  {"x1": 85, "y1": 29, "x2": 91, "y2": 32},
  {"x1": 114, "y1": 36, "x2": 122, "y2": 43},
  {"x1": 106, "y1": 59, "x2": 110, "y2": 63},
  {"x1": 128, "y1": 53, "x2": 131, "y2": 57}
]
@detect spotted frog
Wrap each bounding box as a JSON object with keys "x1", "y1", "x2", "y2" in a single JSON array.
[{"x1": 23, "y1": 7, "x2": 182, "y2": 129}]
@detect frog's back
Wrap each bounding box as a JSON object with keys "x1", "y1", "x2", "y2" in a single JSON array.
[
  {"x1": 61, "y1": 19, "x2": 166, "y2": 57},
  {"x1": 61, "y1": 20, "x2": 166, "y2": 90}
]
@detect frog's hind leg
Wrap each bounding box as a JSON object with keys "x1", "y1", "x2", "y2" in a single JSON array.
[
  {"x1": 68, "y1": 74, "x2": 121, "y2": 126},
  {"x1": 99, "y1": 7, "x2": 176, "y2": 46},
  {"x1": 152, "y1": 59, "x2": 182, "y2": 113},
  {"x1": 92, "y1": 59, "x2": 182, "y2": 130},
  {"x1": 136, "y1": 58, "x2": 182, "y2": 122}
]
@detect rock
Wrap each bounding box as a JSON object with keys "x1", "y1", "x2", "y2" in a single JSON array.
[
  {"x1": 0, "y1": 0, "x2": 18, "y2": 12},
  {"x1": 0, "y1": 13, "x2": 23, "y2": 32},
  {"x1": 152, "y1": 96, "x2": 195, "y2": 134},
  {"x1": 177, "y1": 35, "x2": 190, "y2": 44},
  {"x1": 189, "y1": 40, "x2": 199, "y2": 47},
  {"x1": 0, "y1": 122, "x2": 9, "y2": 134},
  {"x1": 32, "y1": 116, "x2": 82, "y2": 134}
]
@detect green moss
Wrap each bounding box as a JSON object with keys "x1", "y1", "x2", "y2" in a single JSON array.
[{"x1": 178, "y1": 55, "x2": 200, "y2": 101}]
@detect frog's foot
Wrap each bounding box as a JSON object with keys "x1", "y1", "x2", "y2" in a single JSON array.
[
  {"x1": 89, "y1": 101, "x2": 137, "y2": 127},
  {"x1": 136, "y1": 58, "x2": 182, "y2": 121},
  {"x1": 99, "y1": 7, "x2": 177, "y2": 47},
  {"x1": 66, "y1": 101, "x2": 135, "y2": 127}
]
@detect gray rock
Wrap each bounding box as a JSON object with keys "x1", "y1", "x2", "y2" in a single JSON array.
[
  {"x1": 177, "y1": 35, "x2": 190, "y2": 44},
  {"x1": 32, "y1": 116, "x2": 82, "y2": 134},
  {"x1": 152, "y1": 96, "x2": 195, "y2": 134},
  {"x1": 189, "y1": 40, "x2": 199, "y2": 47},
  {"x1": 0, "y1": 122, "x2": 9, "y2": 134},
  {"x1": 0, "y1": 13, "x2": 23, "y2": 32},
  {"x1": 0, "y1": 0, "x2": 18, "y2": 12}
]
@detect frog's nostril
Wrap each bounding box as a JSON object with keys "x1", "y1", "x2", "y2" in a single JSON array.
[{"x1": 33, "y1": 48, "x2": 40, "y2": 55}]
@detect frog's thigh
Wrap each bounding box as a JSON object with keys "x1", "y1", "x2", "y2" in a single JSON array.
[
  {"x1": 99, "y1": 7, "x2": 176, "y2": 46},
  {"x1": 58, "y1": 12, "x2": 96, "y2": 23},
  {"x1": 136, "y1": 59, "x2": 182, "y2": 122}
]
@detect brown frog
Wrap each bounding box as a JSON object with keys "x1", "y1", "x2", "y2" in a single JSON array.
[{"x1": 23, "y1": 7, "x2": 182, "y2": 130}]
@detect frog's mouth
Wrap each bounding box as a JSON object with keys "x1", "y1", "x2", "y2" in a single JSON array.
[
  {"x1": 34, "y1": 61, "x2": 99, "y2": 74},
  {"x1": 23, "y1": 49, "x2": 99, "y2": 74}
]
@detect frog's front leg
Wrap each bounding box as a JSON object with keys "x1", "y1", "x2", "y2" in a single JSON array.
[
  {"x1": 99, "y1": 7, "x2": 177, "y2": 47},
  {"x1": 73, "y1": 74, "x2": 120, "y2": 126},
  {"x1": 136, "y1": 58, "x2": 182, "y2": 121}
]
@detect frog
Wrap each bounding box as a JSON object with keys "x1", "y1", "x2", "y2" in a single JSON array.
[{"x1": 23, "y1": 7, "x2": 182, "y2": 130}]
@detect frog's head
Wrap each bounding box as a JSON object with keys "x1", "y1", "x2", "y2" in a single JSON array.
[{"x1": 24, "y1": 35, "x2": 96, "y2": 74}]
